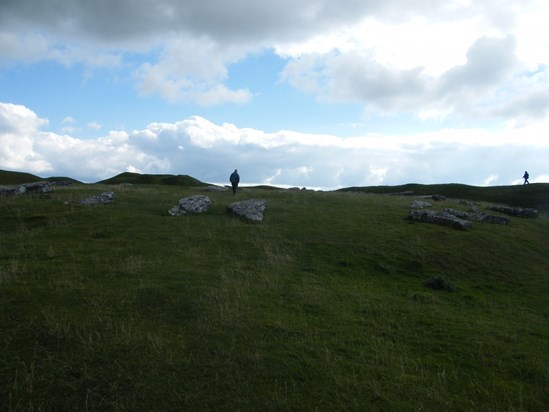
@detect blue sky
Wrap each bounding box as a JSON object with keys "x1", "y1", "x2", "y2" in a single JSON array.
[{"x1": 1, "y1": 0, "x2": 548, "y2": 188}]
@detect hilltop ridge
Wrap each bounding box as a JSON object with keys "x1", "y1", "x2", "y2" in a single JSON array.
[
  {"x1": 97, "y1": 172, "x2": 208, "y2": 186},
  {"x1": 1, "y1": 168, "x2": 548, "y2": 213},
  {"x1": 339, "y1": 183, "x2": 549, "y2": 214}
]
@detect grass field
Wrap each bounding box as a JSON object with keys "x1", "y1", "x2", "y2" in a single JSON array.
[{"x1": 1, "y1": 174, "x2": 548, "y2": 411}]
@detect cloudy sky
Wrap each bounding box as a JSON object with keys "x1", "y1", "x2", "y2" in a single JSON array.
[{"x1": 1, "y1": 0, "x2": 548, "y2": 188}]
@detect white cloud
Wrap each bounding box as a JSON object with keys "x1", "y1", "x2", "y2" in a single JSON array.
[
  {"x1": 0, "y1": 103, "x2": 51, "y2": 173},
  {"x1": 133, "y1": 38, "x2": 252, "y2": 105},
  {"x1": 1, "y1": 0, "x2": 546, "y2": 111},
  {"x1": 1, "y1": 102, "x2": 548, "y2": 188}
]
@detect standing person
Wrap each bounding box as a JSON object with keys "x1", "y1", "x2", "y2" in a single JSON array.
[
  {"x1": 523, "y1": 171, "x2": 530, "y2": 185},
  {"x1": 230, "y1": 169, "x2": 240, "y2": 194}
]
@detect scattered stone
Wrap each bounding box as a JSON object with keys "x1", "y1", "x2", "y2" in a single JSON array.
[
  {"x1": 68, "y1": 192, "x2": 115, "y2": 205},
  {"x1": 490, "y1": 205, "x2": 538, "y2": 218},
  {"x1": 442, "y1": 208, "x2": 470, "y2": 219},
  {"x1": 443, "y1": 208, "x2": 510, "y2": 225},
  {"x1": 458, "y1": 200, "x2": 478, "y2": 207},
  {"x1": 409, "y1": 209, "x2": 472, "y2": 230},
  {"x1": 50, "y1": 180, "x2": 74, "y2": 186},
  {"x1": 0, "y1": 185, "x2": 25, "y2": 196},
  {"x1": 169, "y1": 195, "x2": 211, "y2": 216},
  {"x1": 431, "y1": 194, "x2": 446, "y2": 201},
  {"x1": 227, "y1": 199, "x2": 266, "y2": 222},
  {"x1": 411, "y1": 200, "x2": 432, "y2": 209},
  {"x1": 206, "y1": 185, "x2": 228, "y2": 192},
  {"x1": 21, "y1": 181, "x2": 53, "y2": 194},
  {"x1": 475, "y1": 213, "x2": 510, "y2": 225},
  {"x1": 0, "y1": 181, "x2": 52, "y2": 196}
]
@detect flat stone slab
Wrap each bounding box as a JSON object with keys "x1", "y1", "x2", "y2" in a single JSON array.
[
  {"x1": 489, "y1": 206, "x2": 538, "y2": 218},
  {"x1": 443, "y1": 208, "x2": 510, "y2": 225},
  {"x1": 68, "y1": 192, "x2": 115, "y2": 205},
  {"x1": 409, "y1": 209, "x2": 472, "y2": 230}
]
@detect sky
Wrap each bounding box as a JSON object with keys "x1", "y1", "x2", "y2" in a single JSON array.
[{"x1": 1, "y1": 0, "x2": 548, "y2": 189}]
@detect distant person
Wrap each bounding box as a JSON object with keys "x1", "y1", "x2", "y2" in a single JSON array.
[
  {"x1": 230, "y1": 169, "x2": 240, "y2": 194},
  {"x1": 523, "y1": 171, "x2": 530, "y2": 185}
]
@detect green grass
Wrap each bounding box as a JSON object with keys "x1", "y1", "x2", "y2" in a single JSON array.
[
  {"x1": 340, "y1": 183, "x2": 549, "y2": 214},
  {"x1": 1, "y1": 183, "x2": 548, "y2": 411}
]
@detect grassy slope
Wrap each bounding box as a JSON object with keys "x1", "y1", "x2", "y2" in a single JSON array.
[
  {"x1": 1, "y1": 184, "x2": 548, "y2": 411},
  {"x1": 340, "y1": 183, "x2": 549, "y2": 215},
  {"x1": 0, "y1": 170, "x2": 44, "y2": 185}
]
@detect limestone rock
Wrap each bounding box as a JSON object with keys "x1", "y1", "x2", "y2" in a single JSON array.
[
  {"x1": 475, "y1": 213, "x2": 510, "y2": 225},
  {"x1": 0, "y1": 181, "x2": 52, "y2": 196},
  {"x1": 206, "y1": 185, "x2": 228, "y2": 192},
  {"x1": 68, "y1": 192, "x2": 115, "y2": 205},
  {"x1": 443, "y1": 208, "x2": 510, "y2": 225},
  {"x1": 411, "y1": 201, "x2": 432, "y2": 209},
  {"x1": 458, "y1": 200, "x2": 478, "y2": 207},
  {"x1": 490, "y1": 206, "x2": 538, "y2": 218},
  {"x1": 227, "y1": 199, "x2": 266, "y2": 222},
  {"x1": 409, "y1": 209, "x2": 472, "y2": 230},
  {"x1": 0, "y1": 185, "x2": 25, "y2": 196},
  {"x1": 22, "y1": 181, "x2": 53, "y2": 194},
  {"x1": 169, "y1": 195, "x2": 211, "y2": 216}
]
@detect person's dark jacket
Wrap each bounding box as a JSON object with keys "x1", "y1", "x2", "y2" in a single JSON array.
[{"x1": 230, "y1": 171, "x2": 240, "y2": 184}]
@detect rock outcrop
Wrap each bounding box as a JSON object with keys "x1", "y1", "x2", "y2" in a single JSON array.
[
  {"x1": 411, "y1": 201, "x2": 432, "y2": 209},
  {"x1": 409, "y1": 209, "x2": 472, "y2": 230},
  {"x1": 443, "y1": 208, "x2": 510, "y2": 225},
  {"x1": 206, "y1": 185, "x2": 228, "y2": 192},
  {"x1": 489, "y1": 206, "x2": 538, "y2": 218},
  {"x1": 0, "y1": 181, "x2": 53, "y2": 196},
  {"x1": 68, "y1": 192, "x2": 115, "y2": 205},
  {"x1": 227, "y1": 199, "x2": 266, "y2": 222},
  {"x1": 169, "y1": 195, "x2": 211, "y2": 216}
]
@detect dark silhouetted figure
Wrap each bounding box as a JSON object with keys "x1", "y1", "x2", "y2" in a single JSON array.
[
  {"x1": 230, "y1": 169, "x2": 240, "y2": 194},
  {"x1": 523, "y1": 171, "x2": 530, "y2": 185}
]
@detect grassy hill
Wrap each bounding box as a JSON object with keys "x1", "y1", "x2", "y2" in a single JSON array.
[
  {"x1": 1, "y1": 183, "x2": 548, "y2": 410},
  {"x1": 0, "y1": 169, "x2": 81, "y2": 185},
  {"x1": 99, "y1": 171, "x2": 209, "y2": 186},
  {"x1": 0, "y1": 169, "x2": 44, "y2": 185},
  {"x1": 340, "y1": 183, "x2": 549, "y2": 214}
]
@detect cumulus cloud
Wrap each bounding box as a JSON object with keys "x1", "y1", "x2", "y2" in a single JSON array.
[
  {"x1": 133, "y1": 37, "x2": 252, "y2": 105},
  {"x1": 1, "y1": 102, "x2": 548, "y2": 187},
  {"x1": 1, "y1": 0, "x2": 546, "y2": 113},
  {"x1": 0, "y1": 103, "x2": 51, "y2": 172}
]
